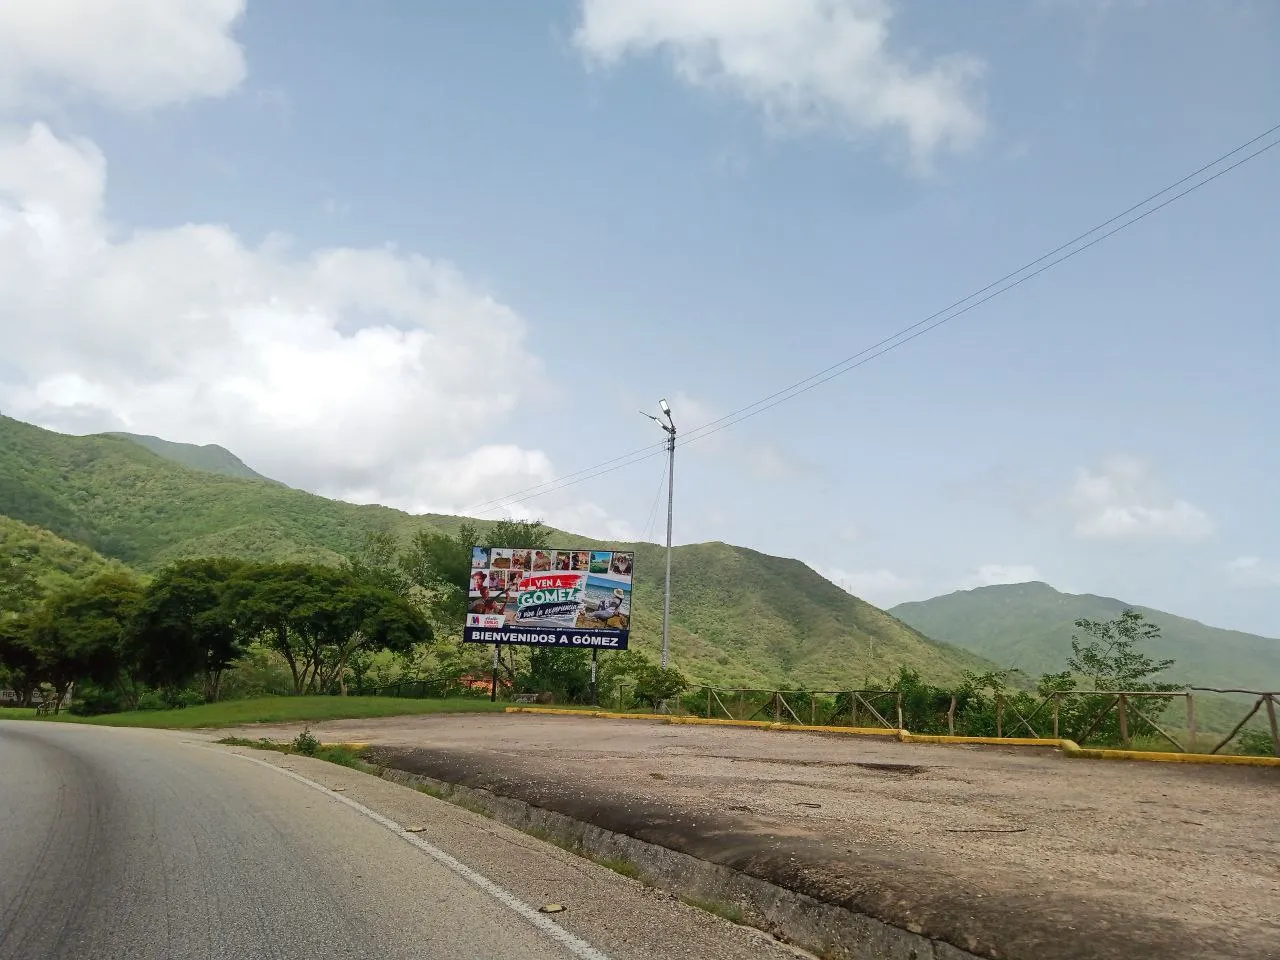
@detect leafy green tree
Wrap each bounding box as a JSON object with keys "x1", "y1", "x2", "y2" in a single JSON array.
[
  {"x1": 131, "y1": 558, "x2": 249, "y2": 701},
  {"x1": 0, "y1": 612, "x2": 41, "y2": 705},
  {"x1": 485, "y1": 519, "x2": 551, "y2": 550},
  {"x1": 634, "y1": 661, "x2": 688, "y2": 707},
  {"x1": 222, "y1": 561, "x2": 431, "y2": 695},
  {"x1": 22, "y1": 572, "x2": 144, "y2": 709},
  {"x1": 1067, "y1": 609, "x2": 1175, "y2": 690}
]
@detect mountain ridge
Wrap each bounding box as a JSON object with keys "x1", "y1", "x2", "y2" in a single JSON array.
[
  {"x1": 0, "y1": 415, "x2": 989, "y2": 688},
  {"x1": 104, "y1": 432, "x2": 276, "y2": 483},
  {"x1": 891, "y1": 581, "x2": 1280, "y2": 691}
]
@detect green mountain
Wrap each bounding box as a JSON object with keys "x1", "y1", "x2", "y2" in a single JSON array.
[
  {"x1": 106, "y1": 432, "x2": 274, "y2": 483},
  {"x1": 0, "y1": 415, "x2": 987, "y2": 688},
  {"x1": 891, "y1": 581, "x2": 1280, "y2": 691}
]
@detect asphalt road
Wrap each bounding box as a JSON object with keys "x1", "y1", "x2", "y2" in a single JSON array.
[{"x1": 0, "y1": 722, "x2": 796, "y2": 960}]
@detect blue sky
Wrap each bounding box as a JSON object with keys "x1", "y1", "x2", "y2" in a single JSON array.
[{"x1": 1, "y1": 1, "x2": 1277, "y2": 635}]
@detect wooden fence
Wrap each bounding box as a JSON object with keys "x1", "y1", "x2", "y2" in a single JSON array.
[{"x1": 697, "y1": 685, "x2": 1280, "y2": 757}]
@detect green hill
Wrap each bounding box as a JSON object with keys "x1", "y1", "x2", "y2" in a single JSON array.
[
  {"x1": 0, "y1": 515, "x2": 127, "y2": 594},
  {"x1": 105, "y1": 432, "x2": 275, "y2": 483},
  {"x1": 0, "y1": 415, "x2": 987, "y2": 688},
  {"x1": 891, "y1": 581, "x2": 1280, "y2": 691}
]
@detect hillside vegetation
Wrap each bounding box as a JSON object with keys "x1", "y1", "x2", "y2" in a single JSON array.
[
  {"x1": 106, "y1": 433, "x2": 275, "y2": 483},
  {"x1": 0, "y1": 515, "x2": 127, "y2": 592},
  {"x1": 0, "y1": 416, "x2": 987, "y2": 689},
  {"x1": 891, "y1": 581, "x2": 1280, "y2": 691}
]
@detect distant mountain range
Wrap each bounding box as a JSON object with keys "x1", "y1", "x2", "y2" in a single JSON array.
[
  {"x1": 0, "y1": 415, "x2": 989, "y2": 689},
  {"x1": 891, "y1": 581, "x2": 1280, "y2": 692}
]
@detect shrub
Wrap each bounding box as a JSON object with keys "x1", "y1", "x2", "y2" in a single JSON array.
[
  {"x1": 1236, "y1": 729, "x2": 1278, "y2": 757},
  {"x1": 292, "y1": 727, "x2": 320, "y2": 756}
]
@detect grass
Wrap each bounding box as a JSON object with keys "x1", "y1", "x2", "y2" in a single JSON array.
[
  {"x1": 0, "y1": 695, "x2": 503, "y2": 729},
  {"x1": 679, "y1": 895, "x2": 745, "y2": 925},
  {"x1": 217, "y1": 734, "x2": 367, "y2": 768}
]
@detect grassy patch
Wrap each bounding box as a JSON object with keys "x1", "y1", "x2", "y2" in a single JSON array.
[
  {"x1": 679, "y1": 895, "x2": 745, "y2": 925},
  {"x1": 216, "y1": 733, "x2": 367, "y2": 769},
  {"x1": 0, "y1": 707, "x2": 37, "y2": 720},
  {"x1": 5, "y1": 695, "x2": 502, "y2": 729},
  {"x1": 597, "y1": 856, "x2": 644, "y2": 881}
]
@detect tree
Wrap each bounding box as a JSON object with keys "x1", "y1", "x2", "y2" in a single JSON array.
[
  {"x1": 1068, "y1": 609, "x2": 1175, "y2": 690},
  {"x1": 22, "y1": 572, "x2": 144, "y2": 709},
  {"x1": 311, "y1": 579, "x2": 432, "y2": 695},
  {"x1": 0, "y1": 612, "x2": 41, "y2": 706},
  {"x1": 222, "y1": 561, "x2": 432, "y2": 695},
  {"x1": 131, "y1": 558, "x2": 249, "y2": 701},
  {"x1": 1057, "y1": 609, "x2": 1179, "y2": 744},
  {"x1": 485, "y1": 519, "x2": 551, "y2": 550}
]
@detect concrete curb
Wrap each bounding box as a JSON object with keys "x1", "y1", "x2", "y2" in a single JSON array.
[
  {"x1": 368, "y1": 760, "x2": 981, "y2": 960},
  {"x1": 504, "y1": 707, "x2": 1280, "y2": 767}
]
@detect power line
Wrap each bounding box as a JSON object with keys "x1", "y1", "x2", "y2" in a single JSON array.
[
  {"x1": 463, "y1": 122, "x2": 1280, "y2": 514},
  {"x1": 641, "y1": 457, "x2": 668, "y2": 543},
  {"x1": 675, "y1": 132, "x2": 1280, "y2": 451},
  {"x1": 461, "y1": 436, "x2": 667, "y2": 514}
]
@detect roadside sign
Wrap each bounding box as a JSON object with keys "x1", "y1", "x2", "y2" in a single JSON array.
[{"x1": 463, "y1": 547, "x2": 633, "y2": 650}]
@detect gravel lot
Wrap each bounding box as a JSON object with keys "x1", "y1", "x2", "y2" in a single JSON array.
[{"x1": 221, "y1": 711, "x2": 1280, "y2": 960}]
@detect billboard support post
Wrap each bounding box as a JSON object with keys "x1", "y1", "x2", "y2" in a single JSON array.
[
  {"x1": 490, "y1": 644, "x2": 499, "y2": 702},
  {"x1": 591, "y1": 648, "x2": 599, "y2": 706}
]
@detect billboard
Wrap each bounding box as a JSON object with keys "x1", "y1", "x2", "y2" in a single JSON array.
[{"x1": 463, "y1": 547, "x2": 633, "y2": 650}]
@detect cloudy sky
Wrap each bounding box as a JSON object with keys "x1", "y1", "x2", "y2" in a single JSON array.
[{"x1": 1, "y1": 1, "x2": 1277, "y2": 634}]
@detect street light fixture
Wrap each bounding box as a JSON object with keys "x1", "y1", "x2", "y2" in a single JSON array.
[{"x1": 641, "y1": 400, "x2": 676, "y2": 670}]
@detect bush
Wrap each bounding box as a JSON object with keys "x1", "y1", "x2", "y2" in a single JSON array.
[
  {"x1": 1236, "y1": 729, "x2": 1278, "y2": 756},
  {"x1": 69, "y1": 686, "x2": 126, "y2": 716},
  {"x1": 292, "y1": 727, "x2": 320, "y2": 756}
]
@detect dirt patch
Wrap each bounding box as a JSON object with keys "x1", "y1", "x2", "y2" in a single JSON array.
[{"x1": 219, "y1": 711, "x2": 1280, "y2": 960}]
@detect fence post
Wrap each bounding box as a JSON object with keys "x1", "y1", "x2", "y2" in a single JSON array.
[
  {"x1": 1052, "y1": 693, "x2": 1060, "y2": 739},
  {"x1": 996, "y1": 696, "x2": 1003, "y2": 739},
  {"x1": 706, "y1": 686, "x2": 711, "y2": 718},
  {"x1": 947, "y1": 695, "x2": 956, "y2": 736},
  {"x1": 1266, "y1": 694, "x2": 1280, "y2": 758},
  {"x1": 1118, "y1": 694, "x2": 1129, "y2": 748},
  {"x1": 773, "y1": 692, "x2": 781, "y2": 723},
  {"x1": 851, "y1": 694, "x2": 859, "y2": 728},
  {"x1": 1187, "y1": 692, "x2": 1197, "y2": 753},
  {"x1": 896, "y1": 693, "x2": 904, "y2": 732},
  {"x1": 810, "y1": 695, "x2": 816, "y2": 726}
]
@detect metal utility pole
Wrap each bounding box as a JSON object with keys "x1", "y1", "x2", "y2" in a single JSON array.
[{"x1": 642, "y1": 399, "x2": 676, "y2": 669}]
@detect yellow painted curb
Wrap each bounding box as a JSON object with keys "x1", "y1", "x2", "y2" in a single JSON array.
[
  {"x1": 503, "y1": 706, "x2": 896, "y2": 737},
  {"x1": 504, "y1": 707, "x2": 1280, "y2": 767},
  {"x1": 318, "y1": 741, "x2": 369, "y2": 750},
  {"x1": 1062, "y1": 743, "x2": 1280, "y2": 766}
]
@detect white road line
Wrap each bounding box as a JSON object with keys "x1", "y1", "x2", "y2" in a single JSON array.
[{"x1": 225, "y1": 750, "x2": 611, "y2": 960}]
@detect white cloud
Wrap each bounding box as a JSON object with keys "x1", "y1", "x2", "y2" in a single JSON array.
[
  {"x1": 960, "y1": 563, "x2": 1042, "y2": 589},
  {"x1": 0, "y1": 0, "x2": 247, "y2": 111},
  {"x1": 0, "y1": 121, "x2": 615, "y2": 522},
  {"x1": 1067, "y1": 457, "x2": 1214, "y2": 542},
  {"x1": 574, "y1": 0, "x2": 984, "y2": 165},
  {"x1": 818, "y1": 565, "x2": 915, "y2": 607},
  {"x1": 1227, "y1": 556, "x2": 1280, "y2": 588}
]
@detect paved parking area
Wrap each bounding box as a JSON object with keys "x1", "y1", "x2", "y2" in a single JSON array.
[{"x1": 221, "y1": 711, "x2": 1280, "y2": 960}]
